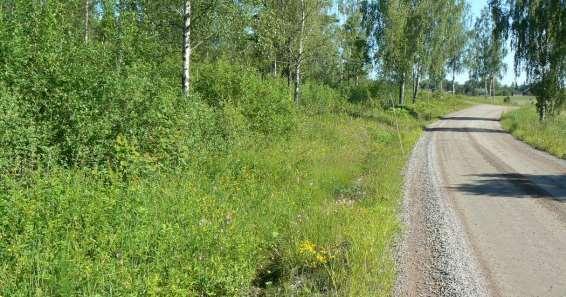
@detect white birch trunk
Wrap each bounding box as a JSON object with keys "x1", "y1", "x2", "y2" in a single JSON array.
[
  {"x1": 399, "y1": 73, "x2": 405, "y2": 106},
  {"x1": 412, "y1": 66, "x2": 420, "y2": 102},
  {"x1": 84, "y1": 0, "x2": 90, "y2": 43},
  {"x1": 182, "y1": 0, "x2": 192, "y2": 96},
  {"x1": 452, "y1": 68, "x2": 456, "y2": 94}
]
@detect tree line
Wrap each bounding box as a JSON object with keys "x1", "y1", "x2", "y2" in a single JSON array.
[{"x1": 0, "y1": 0, "x2": 563, "y2": 121}]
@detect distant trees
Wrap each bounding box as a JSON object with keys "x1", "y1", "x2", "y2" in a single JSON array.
[
  {"x1": 13, "y1": 0, "x2": 561, "y2": 111},
  {"x1": 445, "y1": 0, "x2": 468, "y2": 94},
  {"x1": 490, "y1": 0, "x2": 565, "y2": 120},
  {"x1": 363, "y1": 0, "x2": 468, "y2": 105},
  {"x1": 466, "y1": 7, "x2": 507, "y2": 99},
  {"x1": 246, "y1": 0, "x2": 340, "y2": 103},
  {"x1": 338, "y1": 1, "x2": 369, "y2": 86}
]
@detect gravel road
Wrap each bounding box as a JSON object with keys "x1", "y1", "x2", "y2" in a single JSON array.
[{"x1": 396, "y1": 104, "x2": 566, "y2": 297}]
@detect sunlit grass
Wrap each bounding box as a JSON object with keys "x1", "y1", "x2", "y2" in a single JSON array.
[
  {"x1": 467, "y1": 95, "x2": 535, "y2": 106},
  {"x1": 502, "y1": 106, "x2": 566, "y2": 159}
]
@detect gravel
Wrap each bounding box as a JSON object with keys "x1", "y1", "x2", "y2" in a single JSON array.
[{"x1": 395, "y1": 121, "x2": 490, "y2": 297}]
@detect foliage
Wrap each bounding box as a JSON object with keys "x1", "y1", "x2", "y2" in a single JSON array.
[
  {"x1": 194, "y1": 60, "x2": 297, "y2": 137},
  {"x1": 363, "y1": 0, "x2": 469, "y2": 104},
  {"x1": 466, "y1": 7, "x2": 507, "y2": 97},
  {"x1": 0, "y1": 93, "x2": 469, "y2": 296},
  {"x1": 0, "y1": 0, "x2": 497, "y2": 296},
  {"x1": 491, "y1": 0, "x2": 566, "y2": 119},
  {"x1": 0, "y1": 86, "x2": 48, "y2": 175},
  {"x1": 300, "y1": 81, "x2": 347, "y2": 114}
]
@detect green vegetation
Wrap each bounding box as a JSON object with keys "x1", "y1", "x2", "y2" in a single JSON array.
[
  {"x1": 3, "y1": 0, "x2": 563, "y2": 295},
  {"x1": 0, "y1": 3, "x2": 471, "y2": 294},
  {"x1": 502, "y1": 107, "x2": 566, "y2": 159},
  {"x1": 465, "y1": 7, "x2": 507, "y2": 99},
  {"x1": 491, "y1": 0, "x2": 566, "y2": 120},
  {"x1": 364, "y1": 0, "x2": 468, "y2": 104},
  {"x1": 1, "y1": 77, "x2": 469, "y2": 295},
  {"x1": 467, "y1": 95, "x2": 535, "y2": 106}
]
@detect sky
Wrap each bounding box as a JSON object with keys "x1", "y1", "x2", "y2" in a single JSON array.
[{"x1": 456, "y1": 0, "x2": 526, "y2": 86}]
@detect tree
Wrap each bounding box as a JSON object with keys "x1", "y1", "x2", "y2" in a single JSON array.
[
  {"x1": 365, "y1": 0, "x2": 413, "y2": 105},
  {"x1": 250, "y1": 0, "x2": 334, "y2": 104},
  {"x1": 490, "y1": 0, "x2": 565, "y2": 120},
  {"x1": 445, "y1": 0, "x2": 468, "y2": 94},
  {"x1": 467, "y1": 7, "x2": 506, "y2": 99},
  {"x1": 363, "y1": 0, "x2": 469, "y2": 103},
  {"x1": 339, "y1": 1, "x2": 369, "y2": 86},
  {"x1": 84, "y1": 0, "x2": 91, "y2": 43},
  {"x1": 294, "y1": 0, "x2": 306, "y2": 104},
  {"x1": 182, "y1": 0, "x2": 191, "y2": 96}
]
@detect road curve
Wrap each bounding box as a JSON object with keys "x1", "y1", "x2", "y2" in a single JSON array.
[{"x1": 396, "y1": 104, "x2": 566, "y2": 297}]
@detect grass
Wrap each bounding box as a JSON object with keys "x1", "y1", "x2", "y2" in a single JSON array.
[
  {"x1": 501, "y1": 106, "x2": 566, "y2": 159},
  {"x1": 0, "y1": 96, "x2": 470, "y2": 296},
  {"x1": 467, "y1": 95, "x2": 535, "y2": 106}
]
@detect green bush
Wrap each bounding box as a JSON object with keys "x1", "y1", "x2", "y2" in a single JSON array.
[
  {"x1": 0, "y1": 86, "x2": 50, "y2": 174},
  {"x1": 194, "y1": 60, "x2": 296, "y2": 138},
  {"x1": 301, "y1": 81, "x2": 346, "y2": 113}
]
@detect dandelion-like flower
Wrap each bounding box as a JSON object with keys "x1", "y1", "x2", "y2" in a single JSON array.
[{"x1": 299, "y1": 240, "x2": 316, "y2": 254}]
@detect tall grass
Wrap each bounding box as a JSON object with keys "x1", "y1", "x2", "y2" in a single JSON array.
[{"x1": 502, "y1": 106, "x2": 566, "y2": 159}]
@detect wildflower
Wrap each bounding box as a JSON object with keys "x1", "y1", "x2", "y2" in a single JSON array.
[
  {"x1": 315, "y1": 253, "x2": 327, "y2": 264},
  {"x1": 299, "y1": 240, "x2": 316, "y2": 254}
]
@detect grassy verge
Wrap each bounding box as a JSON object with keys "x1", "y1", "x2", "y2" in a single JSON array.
[
  {"x1": 0, "y1": 97, "x2": 470, "y2": 296},
  {"x1": 501, "y1": 106, "x2": 566, "y2": 159},
  {"x1": 466, "y1": 95, "x2": 535, "y2": 106}
]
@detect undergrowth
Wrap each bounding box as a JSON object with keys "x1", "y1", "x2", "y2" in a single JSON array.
[{"x1": 0, "y1": 91, "x2": 469, "y2": 296}]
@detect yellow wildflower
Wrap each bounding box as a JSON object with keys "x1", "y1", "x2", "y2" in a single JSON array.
[
  {"x1": 299, "y1": 240, "x2": 316, "y2": 254},
  {"x1": 315, "y1": 253, "x2": 327, "y2": 264}
]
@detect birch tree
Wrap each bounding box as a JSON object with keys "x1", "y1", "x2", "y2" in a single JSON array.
[
  {"x1": 294, "y1": 0, "x2": 305, "y2": 104},
  {"x1": 84, "y1": 0, "x2": 90, "y2": 43},
  {"x1": 491, "y1": 0, "x2": 565, "y2": 120},
  {"x1": 182, "y1": 0, "x2": 191, "y2": 96}
]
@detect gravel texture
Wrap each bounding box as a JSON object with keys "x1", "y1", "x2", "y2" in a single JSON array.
[
  {"x1": 396, "y1": 104, "x2": 566, "y2": 296},
  {"x1": 395, "y1": 121, "x2": 490, "y2": 297}
]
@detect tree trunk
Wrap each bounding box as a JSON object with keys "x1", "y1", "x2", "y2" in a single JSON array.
[
  {"x1": 84, "y1": 0, "x2": 90, "y2": 43},
  {"x1": 273, "y1": 58, "x2": 277, "y2": 76},
  {"x1": 452, "y1": 68, "x2": 456, "y2": 94},
  {"x1": 484, "y1": 78, "x2": 488, "y2": 97},
  {"x1": 412, "y1": 71, "x2": 419, "y2": 103},
  {"x1": 399, "y1": 74, "x2": 405, "y2": 106},
  {"x1": 182, "y1": 0, "x2": 192, "y2": 96},
  {"x1": 294, "y1": 0, "x2": 305, "y2": 105}
]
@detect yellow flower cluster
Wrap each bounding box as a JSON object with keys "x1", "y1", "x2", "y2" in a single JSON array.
[{"x1": 298, "y1": 240, "x2": 330, "y2": 267}]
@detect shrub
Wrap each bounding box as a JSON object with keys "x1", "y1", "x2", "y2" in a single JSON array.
[
  {"x1": 194, "y1": 60, "x2": 296, "y2": 137},
  {"x1": 301, "y1": 81, "x2": 346, "y2": 113},
  {"x1": 0, "y1": 86, "x2": 51, "y2": 175}
]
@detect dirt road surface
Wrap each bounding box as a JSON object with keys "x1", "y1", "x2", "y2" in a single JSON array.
[{"x1": 397, "y1": 104, "x2": 566, "y2": 297}]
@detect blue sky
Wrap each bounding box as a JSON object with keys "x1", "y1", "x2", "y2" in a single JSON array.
[{"x1": 456, "y1": 0, "x2": 525, "y2": 85}]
